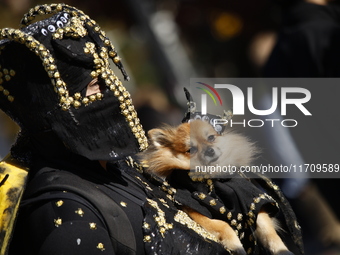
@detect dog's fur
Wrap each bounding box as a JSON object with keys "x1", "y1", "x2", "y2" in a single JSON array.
[{"x1": 139, "y1": 119, "x2": 293, "y2": 255}]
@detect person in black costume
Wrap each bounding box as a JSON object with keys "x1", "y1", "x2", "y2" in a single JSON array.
[
  {"x1": 0, "y1": 3, "x2": 230, "y2": 255},
  {"x1": 0, "y1": 3, "x2": 303, "y2": 255}
]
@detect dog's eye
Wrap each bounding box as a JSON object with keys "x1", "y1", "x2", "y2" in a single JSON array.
[
  {"x1": 187, "y1": 147, "x2": 197, "y2": 154},
  {"x1": 207, "y1": 135, "x2": 215, "y2": 142}
]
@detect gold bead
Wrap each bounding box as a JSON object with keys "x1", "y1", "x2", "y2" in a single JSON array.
[
  {"x1": 75, "y1": 208, "x2": 85, "y2": 217},
  {"x1": 123, "y1": 91, "x2": 130, "y2": 98},
  {"x1": 73, "y1": 101, "x2": 81, "y2": 108},
  {"x1": 58, "y1": 88, "x2": 66, "y2": 95},
  {"x1": 82, "y1": 97, "x2": 89, "y2": 104},
  {"x1": 48, "y1": 65, "x2": 56, "y2": 71},
  {"x1": 96, "y1": 93, "x2": 103, "y2": 100},
  {"x1": 143, "y1": 222, "x2": 150, "y2": 229},
  {"x1": 60, "y1": 96, "x2": 67, "y2": 103},
  {"x1": 41, "y1": 51, "x2": 48, "y2": 57},
  {"x1": 209, "y1": 199, "x2": 217, "y2": 206},
  {"x1": 96, "y1": 243, "x2": 105, "y2": 251},
  {"x1": 140, "y1": 144, "x2": 147, "y2": 150},
  {"x1": 118, "y1": 85, "x2": 125, "y2": 92},
  {"x1": 254, "y1": 197, "x2": 261, "y2": 203},
  {"x1": 120, "y1": 201, "x2": 127, "y2": 207},
  {"x1": 89, "y1": 95, "x2": 96, "y2": 101},
  {"x1": 109, "y1": 51, "x2": 117, "y2": 58},
  {"x1": 56, "y1": 3, "x2": 63, "y2": 11},
  {"x1": 48, "y1": 71, "x2": 54, "y2": 78},
  {"x1": 113, "y1": 56, "x2": 121, "y2": 63},
  {"x1": 198, "y1": 193, "x2": 206, "y2": 200},
  {"x1": 143, "y1": 235, "x2": 151, "y2": 242},
  {"x1": 89, "y1": 222, "x2": 97, "y2": 230},
  {"x1": 56, "y1": 200, "x2": 64, "y2": 207},
  {"x1": 3, "y1": 89, "x2": 9, "y2": 96},
  {"x1": 220, "y1": 206, "x2": 226, "y2": 214},
  {"x1": 248, "y1": 211, "x2": 254, "y2": 218},
  {"x1": 74, "y1": 93, "x2": 81, "y2": 100},
  {"x1": 7, "y1": 95, "x2": 14, "y2": 102},
  {"x1": 54, "y1": 218, "x2": 62, "y2": 227},
  {"x1": 91, "y1": 71, "x2": 98, "y2": 78}
]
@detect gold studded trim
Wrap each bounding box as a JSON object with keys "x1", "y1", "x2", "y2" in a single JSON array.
[
  {"x1": 0, "y1": 67, "x2": 15, "y2": 102},
  {"x1": 146, "y1": 199, "x2": 173, "y2": 238},
  {"x1": 125, "y1": 156, "x2": 144, "y2": 173},
  {"x1": 174, "y1": 209, "x2": 219, "y2": 243},
  {"x1": 0, "y1": 27, "x2": 69, "y2": 108},
  {"x1": 135, "y1": 175, "x2": 153, "y2": 191},
  {"x1": 245, "y1": 192, "x2": 278, "y2": 227}
]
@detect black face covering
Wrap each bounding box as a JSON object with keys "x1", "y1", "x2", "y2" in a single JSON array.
[
  {"x1": 50, "y1": 88, "x2": 140, "y2": 161},
  {"x1": 0, "y1": 4, "x2": 148, "y2": 163}
]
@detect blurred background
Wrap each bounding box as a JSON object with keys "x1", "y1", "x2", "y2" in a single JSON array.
[{"x1": 1, "y1": 0, "x2": 340, "y2": 254}]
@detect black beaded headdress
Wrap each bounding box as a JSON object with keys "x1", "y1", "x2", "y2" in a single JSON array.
[
  {"x1": 0, "y1": 3, "x2": 148, "y2": 162},
  {"x1": 182, "y1": 88, "x2": 232, "y2": 134}
]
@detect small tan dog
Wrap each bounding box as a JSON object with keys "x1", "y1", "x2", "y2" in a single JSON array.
[{"x1": 140, "y1": 119, "x2": 294, "y2": 255}]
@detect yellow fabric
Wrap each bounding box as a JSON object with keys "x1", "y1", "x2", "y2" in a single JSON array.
[{"x1": 0, "y1": 154, "x2": 29, "y2": 255}]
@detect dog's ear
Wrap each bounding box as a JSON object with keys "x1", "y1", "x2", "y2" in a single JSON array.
[{"x1": 148, "y1": 129, "x2": 170, "y2": 147}]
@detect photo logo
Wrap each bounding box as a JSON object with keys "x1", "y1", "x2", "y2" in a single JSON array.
[
  {"x1": 196, "y1": 82, "x2": 223, "y2": 110},
  {"x1": 194, "y1": 82, "x2": 312, "y2": 128}
]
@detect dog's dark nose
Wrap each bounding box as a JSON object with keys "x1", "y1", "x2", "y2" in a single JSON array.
[{"x1": 205, "y1": 147, "x2": 215, "y2": 157}]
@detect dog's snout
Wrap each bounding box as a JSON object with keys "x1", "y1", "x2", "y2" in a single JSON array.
[{"x1": 205, "y1": 147, "x2": 215, "y2": 157}]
